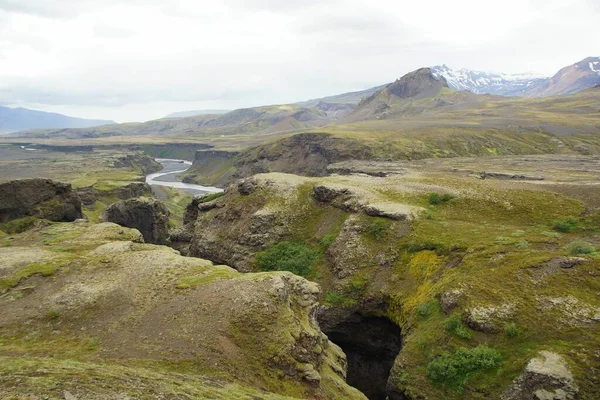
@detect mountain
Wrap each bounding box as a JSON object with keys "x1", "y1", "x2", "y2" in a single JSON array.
[
  {"x1": 164, "y1": 109, "x2": 230, "y2": 118},
  {"x1": 346, "y1": 67, "x2": 451, "y2": 121},
  {"x1": 430, "y1": 65, "x2": 545, "y2": 96},
  {"x1": 11, "y1": 104, "x2": 333, "y2": 139},
  {"x1": 296, "y1": 84, "x2": 386, "y2": 107},
  {"x1": 523, "y1": 56, "x2": 600, "y2": 97},
  {"x1": 0, "y1": 106, "x2": 114, "y2": 133},
  {"x1": 432, "y1": 56, "x2": 600, "y2": 97}
]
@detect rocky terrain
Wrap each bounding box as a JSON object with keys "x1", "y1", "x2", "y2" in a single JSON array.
[
  {"x1": 0, "y1": 215, "x2": 364, "y2": 399},
  {"x1": 173, "y1": 157, "x2": 600, "y2": 399}
]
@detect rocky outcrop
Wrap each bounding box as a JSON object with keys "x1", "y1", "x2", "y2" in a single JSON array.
[
  {"x1": 76, "y1": 182, "x2": 152, "y2": 206},
  {"x1": 0, "y1": 179, "x2": 82, "y2": 223},
  {"x1": 102, "y1": 197, "x2": 170, "y2": 244},
  {"x1": 0, "y1": 221, "x2": 364, "y2": 400},
  {"x1": 503, "y1": 351, "x2": 578, "y2": 400},
  {"x1": 182, "y1": 150, "x2": 239, "y2": 187},
  {"x1": 113, "y1": 153, "x2": 162, "y2": 175}
]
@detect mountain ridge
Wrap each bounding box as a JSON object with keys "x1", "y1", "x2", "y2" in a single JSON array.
[
  {"x1": 432, "y1": 56, "x2": 600, "y2": 97},
  {"x1": 0, "y1": 106, "x2": 115, "y2": 133}
]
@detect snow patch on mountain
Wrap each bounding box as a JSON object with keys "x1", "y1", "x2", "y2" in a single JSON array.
[
  {"x1": 590, "y1": 61, "x2": 600, "y2": 75},
  {"x1": 430, "y1": 65, "x2": 546, "y2": 96}
]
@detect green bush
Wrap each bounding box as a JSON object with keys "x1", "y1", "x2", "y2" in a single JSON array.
[
  {"x1": 445, "y1": 313, "x2": 472, "y2": 339},
  {"x1": 552, "y1": 217, "x2": 578, "y2": 233},
  {"x1": 256, "y1": 241, "x2": 316, "y2": 277},
  {"x1": 319, "y1": 234, "x2": 337, "y2": 252},
  {"x1": 567, "y1": 240, "x2": 595, "y2": 256},
  {"x1": 455, "y1": 325, "x2": 473, "y2": 340},
  {"x1": 367, "y1": 218, "x2": 388, "y2": 240},
  {"x1": 428, "y1": 192, "x2": 454, "y2": 205},
  {"x1": 427, "y1": 346, "x2": 502, "y2": 387},
  {"x1": 444, "y1": 313, "x2": 462, "y2": 332},
  {"x1": 417, "y1": 303, "x2": 432, "y2": 317},
  {"x1": 504, "y1": 322, "x2": 518, "y2": 338}
]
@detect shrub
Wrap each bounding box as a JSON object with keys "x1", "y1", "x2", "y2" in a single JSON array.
[
  {"x1": 351, "y1": 276, "x2": 367, "y2": 291},
  {"x1": 256, "y1": 242, "x2": 316, "y2": 277},
  {"x1": 428, "y1": 192, "x2": 454, "y2": 205},
  {"x1": 455, "y1": 325, "x2": 473, "y2": 340},
  {"x1": 445, "y1": 313, "x2": 472, "y2": 339},
  {"x1": 319, "y1": 233, "x2": 337, "y2": 252},
  {"x1": 417, "y1": 303, "x2": 432, "y2": 317},
  {"x1": 567, "y1": 240, "x2": 595, "y2": 256},
  {"x1": 504, "y1": 322, "x2": 518, "y2": 338},
  {"x1": 515, "y1": 240, "x2": 529, "y2": 249},
  {"x1": 444, "y1": 313, "x2": 462, "y2": 332},
  {"x1": 427, "y1": 346, "x2": 502, "y2": 387},
  {"x1": 324, "y1": 292, "x2": 356, "y2": 307},
  {"x1": 552, "y1": 217, "x2": 578, "y2": 233},
  {"x1": 367, "y1": 218, "x2": 388, "y2": 240}
]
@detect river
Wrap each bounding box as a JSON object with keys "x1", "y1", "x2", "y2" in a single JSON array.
[{"x1": 145, "y1": 158, "x2": 223, "y2": 195}]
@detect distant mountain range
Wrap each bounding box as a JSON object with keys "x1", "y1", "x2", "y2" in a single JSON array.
[
  {"x1": 164, "y1": 109, "x2": 230, "y2": 118},
  {"x1": 0, "y1": 106, "x2": 114, "y2": 133},
  {"x1": 432, "y1": 56, "x2": 600, "y2": 97},
  {"x1": 7, "y1": 57, "x2": 600, "y2": 140}
]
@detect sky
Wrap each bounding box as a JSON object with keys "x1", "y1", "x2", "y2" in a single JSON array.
[{"x1": 0, "y1": 0, "x2": 598, "y2": 123}]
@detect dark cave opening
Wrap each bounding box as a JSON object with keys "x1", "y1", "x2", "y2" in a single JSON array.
[{"x1": 321, "y1": 313, "x2": 402, "y2": 400}]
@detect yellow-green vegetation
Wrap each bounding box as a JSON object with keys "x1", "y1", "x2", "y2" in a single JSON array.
[
  {"x1": 156, "y1": 186, "x2": 194, "y2": 226},
  {"x1": 256, "y1": 241, "x2": 317, "y2": 277},
  {"x1": 0, "y1": 221, "x2": 364, "y2": 400},
  {"x1": 0, "y1": 216, "x2": 38, "y2": 234},
  {"x1": 193, "y1": 168, "x2": 600, "y2": 398}
]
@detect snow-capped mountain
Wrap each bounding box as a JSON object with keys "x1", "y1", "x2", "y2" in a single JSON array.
[
  {"x1": 431, "y1": 57, "x2": 600, "y2": 97},
  {"x1": 430, "y1": 65, "x2": 546, "y2": 96}
]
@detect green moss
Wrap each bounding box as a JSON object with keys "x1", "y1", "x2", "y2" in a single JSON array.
[
  {"x1": 0, "y1": 216, "x2": 38, "y2": 234},
  {"x1": 176, "y1": 267, "x2": 234, "y2": 288},
  {"x1": 0, "y1": 261, "x2": 63, "y2": 291}
]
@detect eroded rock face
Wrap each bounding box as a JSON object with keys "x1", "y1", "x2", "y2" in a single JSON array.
[
  {"x1": 76, "y1": 182, "x2": 152, "y2": 206},
  {"x1": 102, "y1": 197, "x2": 170, "y2": 244},
  {"x1": 503, "y1": 351, "x2": 578, "y2": 400},
  {"x1": 0, "y1": 221, "x2": 365, "y2": 400},
  {"x1": 0, "y1": 179, "x2": 83, "y2": 223}
]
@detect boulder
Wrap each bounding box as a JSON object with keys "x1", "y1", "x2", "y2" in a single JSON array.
[
  {"x1": 237, "y1": 177, "x2": 258, "y2": 195},
  {"x1": 0, "y1": 179, "x2": 82, "y2": 223},
  {"x1": 102, "y1": 197, "x2": 170, "y2": 244},
  {"x1": 503, "y1": 351, "x2": 578, "y2": 400}
]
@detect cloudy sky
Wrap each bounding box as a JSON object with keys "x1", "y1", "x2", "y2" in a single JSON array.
[{"x1": 0, "y1": 0, "x2": 598, "y2": 122}]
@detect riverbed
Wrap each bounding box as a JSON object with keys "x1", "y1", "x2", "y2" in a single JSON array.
[{"x1": 145, "y1": 158, "x2": 223, "y2": 195}]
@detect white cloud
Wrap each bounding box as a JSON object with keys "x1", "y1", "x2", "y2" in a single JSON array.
[{"x1": 0, "y1": 0, "x2": 598, "y2": 122}]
